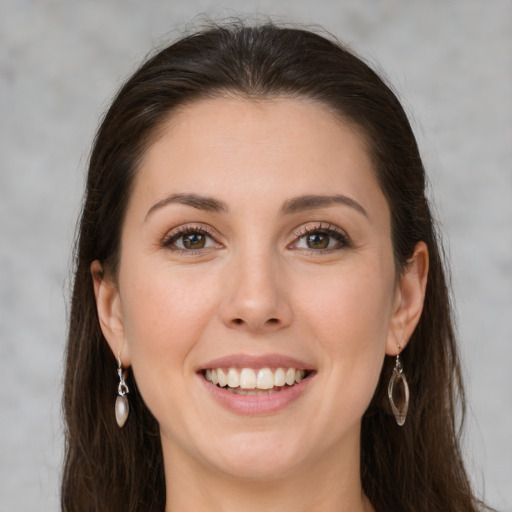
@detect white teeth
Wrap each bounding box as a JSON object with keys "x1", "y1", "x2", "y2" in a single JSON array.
[
  {"x1": 239, "y1": 368, "x2": 257, "y2": 389},
  {"x1": 217, "y1": 368, "x2": 227, "y2": 387},
  {"x1": 204, "y1": 366, "x2": 309, "y2": 390},
  {"x1": 227, "y1": 368, "x2": 239, "y2": 388},
  {"x1": 274, "y1": 367, "x2": 285, "y2": 387},
  {"x1": 256, "y1": 368, "x2": 274, "y2": 389},
  {"x1": 295, "y1": 370, "x2": 305, "y2": 383},
  {"x1": 285, "y1": 368, "x2": 296, "y2": 386}
]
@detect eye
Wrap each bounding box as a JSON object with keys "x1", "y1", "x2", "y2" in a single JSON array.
[
  {"x1": 177, "y1": 232, "x2": 208, "y2": 249},
  {"x1": 291, "y1": 223, "x2": 350, "y2": 252},
  {"x1": 163, "y1": 226, "x2": 219, "y2": 252}
]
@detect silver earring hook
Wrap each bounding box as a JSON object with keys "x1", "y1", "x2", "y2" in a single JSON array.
[
  {"x1": 116, "y1": 353, "x2": 129, "y2": 396},
  {"x1": 395, "y1": 343, "x2": 403, "y2": 373},
  {"x1": 115, "y1": 352, "x2": 130, "y2": 428}
]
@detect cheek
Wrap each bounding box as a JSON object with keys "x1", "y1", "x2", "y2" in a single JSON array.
[
  {"x1": 301, "y1": 262, "x2": 394, "y2": 349},
  {"x1": 297, "y1": 259, "x2": 393, "y2": 404},
  {"x1": 119, "y1": 263, "x2": 221, "y2": 396}
]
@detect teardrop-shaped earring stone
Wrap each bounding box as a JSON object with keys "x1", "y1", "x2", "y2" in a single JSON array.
[
  {"x1": 388, "y1": 369, "x2": 409, "y2": 426},
  {"x1": 115, "y1": 394, "x2": 129, "y2": 428}
]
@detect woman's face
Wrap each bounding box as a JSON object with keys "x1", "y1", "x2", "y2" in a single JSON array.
[{"x1": 97, "y1": 97, "x2": 413, "y2": 481}]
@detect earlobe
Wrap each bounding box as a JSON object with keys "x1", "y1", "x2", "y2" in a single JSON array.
[
  {"x1": 90, "y1": 260, "x2": 130, "y2": 365},
  {"x1": 386, "y1": 242, "x2": 429, "y2": 355}
]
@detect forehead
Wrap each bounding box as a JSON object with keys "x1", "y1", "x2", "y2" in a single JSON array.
[{"x1": 129, "y1": 96, "x2": 388, "y2": 223}]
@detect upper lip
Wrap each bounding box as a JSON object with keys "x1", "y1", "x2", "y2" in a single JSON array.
[{"x1": 198, "y1": 353, "x2": 315, "y2": 371}]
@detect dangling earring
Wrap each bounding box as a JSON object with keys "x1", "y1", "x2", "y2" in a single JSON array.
[
  {"x1": 388, "y1": 344, "x2": 409, "y2": 426},
  {"x1": 115, "y1": 354, "x2": 130, "y2": 428}
]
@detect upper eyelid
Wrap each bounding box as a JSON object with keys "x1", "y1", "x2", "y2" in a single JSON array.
[
  {"x1": 160, "y1": 221, "x2": 349, "y2": 247},
  {"x1": 292, "y1": 222, "x2": 347, "y2": 238},
  {"x1": 162, "y1": 223, "x2": 219, "y2": 244},
  {"x1": 289, "y1": 222, "x2": 351, "y2": 251}
]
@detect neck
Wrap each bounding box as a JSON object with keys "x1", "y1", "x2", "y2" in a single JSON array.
[{"x1": 163, "y1": 433, "x2": 374, "y2": 512}]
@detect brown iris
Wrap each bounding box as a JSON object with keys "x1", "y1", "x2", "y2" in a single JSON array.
[
  {"x1": 182, "y1": 232, "x2": 206, "y2": 249},
  {"x1": 305, "y1": 233, "x2": 329, "y2": 249}
]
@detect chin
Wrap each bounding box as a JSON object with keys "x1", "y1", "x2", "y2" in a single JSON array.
[{"x1": 204, "y1": 431, "x2": 308, "y2": 481}]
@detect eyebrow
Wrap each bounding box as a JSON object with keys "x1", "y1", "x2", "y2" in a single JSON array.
[
  {"x1": 281, "y1": 194, "x2": 369, "y2": 218},
  {"x1": 145, "y1": 192, "x2": 368, "y2": 221},
  {"x1": 145, "y1": 192, "x2": 228, "y2": 221}
]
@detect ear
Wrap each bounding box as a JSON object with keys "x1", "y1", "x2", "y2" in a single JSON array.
[
  {"x1": 386, "y1": 241, "x2": 429, "y2": 356},
  {"x1": 91, "y1": 260, "x2": 131, "y2": 366}
]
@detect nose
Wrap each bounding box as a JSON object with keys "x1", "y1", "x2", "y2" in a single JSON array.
[{"x1": 219, "y1": 251, "x2": 293, "y2": 334}]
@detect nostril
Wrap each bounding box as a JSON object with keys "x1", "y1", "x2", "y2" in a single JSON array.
[{"x1": 231, "y1": 317, "x2": 279, "y2": 327}]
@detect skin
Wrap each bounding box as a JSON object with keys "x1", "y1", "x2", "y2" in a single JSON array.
[{"x1": 92, "y1": 97, "x2": 428, "y2": 512}]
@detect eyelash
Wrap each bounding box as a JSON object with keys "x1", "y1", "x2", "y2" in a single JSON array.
[
  {"x1": 161, "y1": 224, "x2": 218, "y2": 254},
  {"x1": 290, "y1": 223, "x2": 351, "y2": 253},
  {"x1": 161, "y1": 222, "x2": 350, "y2": 255}
]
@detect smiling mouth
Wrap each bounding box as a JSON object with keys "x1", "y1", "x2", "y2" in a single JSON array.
[{"x1": 202, "y1": 367, "x2": 313, "y2": 395}]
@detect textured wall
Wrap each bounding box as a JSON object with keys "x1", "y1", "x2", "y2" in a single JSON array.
[{"x1": 1, "y1": 1, "x2": 511, "y2": 510}]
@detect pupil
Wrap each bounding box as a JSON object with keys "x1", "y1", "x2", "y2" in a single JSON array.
[
  {"x1": 307, "y1": 233, "x2": 328, "y2": 249},
  {"x1": 183, "y1": 233, "x2": 205, "y2": 249}
]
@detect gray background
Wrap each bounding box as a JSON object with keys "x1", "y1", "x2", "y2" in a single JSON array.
[{"x1": 1, "y1": 1, "x2": 511, "y2": 510}]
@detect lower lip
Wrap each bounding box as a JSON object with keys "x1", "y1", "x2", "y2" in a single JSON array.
[{"x1": 200, "y1": 374, "x2": 314, "y2": 415}]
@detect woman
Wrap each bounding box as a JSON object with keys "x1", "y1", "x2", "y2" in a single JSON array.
[{"x1": 62, "y1": 22, "x2": 492, "y2": 512}]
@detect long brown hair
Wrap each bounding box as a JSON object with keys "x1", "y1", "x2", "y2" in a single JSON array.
[{"x1": 62, "y1": 21, "x2": 491, "y2": 512}]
